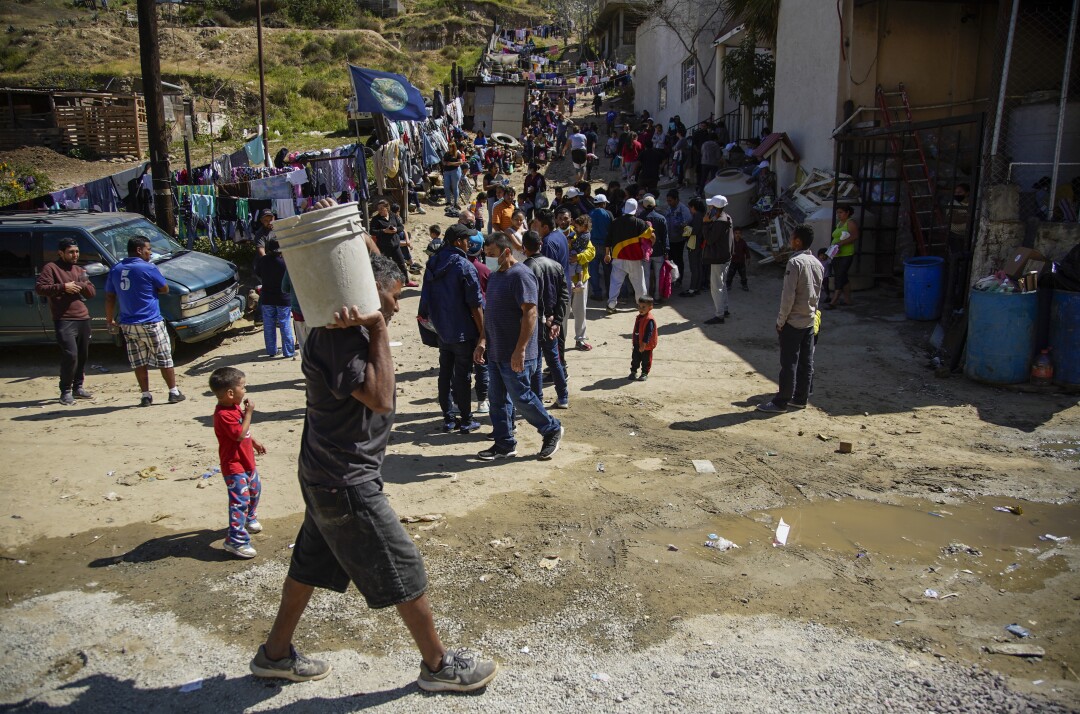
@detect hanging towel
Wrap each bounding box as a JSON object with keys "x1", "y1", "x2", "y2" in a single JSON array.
[{"x1": 244, "y1": 137, "x2": 266, "y2": 167}]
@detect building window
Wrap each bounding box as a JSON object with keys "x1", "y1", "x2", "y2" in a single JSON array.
[
  {"x1": 681, "y1": 56, "x2": 697, "y2": 102},
  {"x1": 658, "y1": 77, "x2": 668, "y2": 112}
]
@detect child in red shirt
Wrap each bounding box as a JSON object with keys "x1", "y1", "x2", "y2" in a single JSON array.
[
  {"x1": 629, "y1": 295, "x2": 658, "y2": 381},
  {"x1": 210, "y1": 367, "x2": 267, "y2": 559}
]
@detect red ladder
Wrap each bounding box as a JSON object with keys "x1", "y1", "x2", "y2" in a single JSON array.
[{"x1": 876, "y1": 83, "x2": 938, "y2": 256}]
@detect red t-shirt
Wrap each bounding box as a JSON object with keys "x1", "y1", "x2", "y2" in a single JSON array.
[{"x1": 214, "y1": 404, "x2": 256, "y2": 476}]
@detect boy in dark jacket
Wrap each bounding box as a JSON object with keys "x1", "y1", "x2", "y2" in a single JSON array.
[
  {"x1": 726, "y1": 227, "x2": 750, "y2": 291},
  {"x1": 629, "y1": 295, "x2": 658, "y2": 381}
]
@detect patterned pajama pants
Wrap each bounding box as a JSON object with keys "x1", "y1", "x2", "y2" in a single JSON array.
[{"x1": 223, "y1": 470, "x2": 261, "y2": 545}]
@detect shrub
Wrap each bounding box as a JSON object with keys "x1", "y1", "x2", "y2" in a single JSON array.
[
  {"x1": 300, "y1": 77, "x2": 329, "y2": 101},
  {"x1": 0, "y1": 162, "x2": 54, "y2": 207}
]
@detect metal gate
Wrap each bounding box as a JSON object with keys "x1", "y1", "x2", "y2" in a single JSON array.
[{"x1": 832, "y1": 113, "x2": 985, "y2": 278}]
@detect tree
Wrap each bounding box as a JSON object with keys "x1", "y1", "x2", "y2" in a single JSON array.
[
  {"x1": 719, "y1": 0, "x2": 780, "y2": 47},
  {"x1": 721, "y1": 35, "x2": 774, "y2": 114},
  {"x1": 639, "y1": 0, "x2": 728, "y2": 106}
]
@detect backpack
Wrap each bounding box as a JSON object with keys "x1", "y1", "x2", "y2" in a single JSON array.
[{"x1": 701, "y1": 216, "x2": 733, "y2": 265}]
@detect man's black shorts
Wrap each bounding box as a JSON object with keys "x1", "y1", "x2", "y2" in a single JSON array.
[{"x1": 288, "y1": 477, "x2": 428, "y2": 609}]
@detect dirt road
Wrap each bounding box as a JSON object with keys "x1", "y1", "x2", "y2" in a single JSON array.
[{"x1": 2, "y1": 144, "x2": 1079, "y2": 710}]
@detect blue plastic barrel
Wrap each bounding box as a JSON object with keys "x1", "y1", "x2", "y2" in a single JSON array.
[
  {"x1": 965, "y1": 290, "x2": 1038, "y2": 384},
  {"x1": 1050, "y1": 290, "x2": 1080, "y2": 386},
  {"x1": 904, "y1": 256, "x2": 945, "y2": 320}
]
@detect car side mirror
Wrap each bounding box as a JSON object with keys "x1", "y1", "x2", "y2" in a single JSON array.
[{"x1": 84, "y1": 262, "x2": 108, "y2": 277}]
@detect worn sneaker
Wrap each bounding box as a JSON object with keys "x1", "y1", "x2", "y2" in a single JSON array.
[
  {"x1": 59, "y1": 391, "x2": 75, "y2": 406},
  {"x1": 417, "y1": 648, "x2": 498, "y2": 693},
  {"x1": 638, "y1": 373, "x2": 649, "y2": 382},
  {"x1": 442, "y1": 419, "x2": 459, "y2": 434},
  {"x1": 756, "y1": 401, "x2": 787, "y2": 413},
  {"x1": 704, "y1": 316, "x2": 724, "y2": 325},
  {"x1": 788, "y1": 401, "x2": 807, "y2": 410},
  {"x1": 459, "y1": 420, "x2": 483, "y2": 434},
  {"x1": 139, "y1": 395, "x2": 153, "y2": 407},
  {"x1": 73, "y1": 387, "x2": 94, "y2": 399},
  {"x1": 627, "y1": 371, "x2": 638, "y2": 381},
  {"x1": 246, "y1": 518, "x2": 263, "y2": 534},
  {"x1": 550, "y1": 400, "x2": 569, "y2": 409},
  {"x1": 168, "y1": 391, "x2": 186, "y2": 404},
  {"x1": 477, "y1": 445, "x2": 517, "y2": 460},
  {"x1": 575, "y1": 341, "x2": 593, "y2": 351},
  {"x1": 250, "y1": 644, "x2": 332, "y2": 683},
  {"x1": 538, "y1": 426, "x2": 563, "y2": 460},
  {"x1": 476, "y1": 399, "x2": 490, "y2": 415},
  {"x1": 223, "y1": 540, "x2": 257, "y2": 558},
  {"x1": 606, "y1": 306, "x2": 617, "y2": 314}
]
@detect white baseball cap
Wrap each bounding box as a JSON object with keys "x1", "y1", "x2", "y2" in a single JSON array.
[
  {"x1": 593, "y1": 193, "x2": 609, "y2": 204},
  {"x1": 641, "y1": 194, "x2": 656, "y2": 208},
  {"x1": 564, "y1": 187, "x2": 582, "y2": 198},
  {"x1": 706, "y1": 195, "x2": 729, "y2": 209},
  {"x1": 623, "y1": 198, "x2": 638, "y2": 215}
]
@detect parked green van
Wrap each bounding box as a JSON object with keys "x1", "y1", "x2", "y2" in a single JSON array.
[{"x1": 0, "y1": 211, "x2": 243, "y2": 346}]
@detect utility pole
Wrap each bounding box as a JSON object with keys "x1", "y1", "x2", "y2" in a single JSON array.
[
  {"x1": 255, "y1": 0, "x2": 270, "y2": 167},
  {"x1": 137, "y1": 0, "x2": 175, "y2": 236}
]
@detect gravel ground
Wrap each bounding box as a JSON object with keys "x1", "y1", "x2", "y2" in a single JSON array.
[{"x1": 0, "y1": 590, "x2": 1073, "y2": 713}]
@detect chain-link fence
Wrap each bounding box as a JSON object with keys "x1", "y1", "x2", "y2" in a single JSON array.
[{"x1": 982, "y1": 0, "x2": 1079, "y2": 222}]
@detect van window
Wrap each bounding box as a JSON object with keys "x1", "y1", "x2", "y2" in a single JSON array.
[
  {"x1": 93, "y1": 219, "x2": 183, "y2": 264},
  {"x1": 0, "y1": 232, "x2": 33, "y2": 279},
  {"x1": 39, "y1": 230, "x2": 105, "y2": 266}
]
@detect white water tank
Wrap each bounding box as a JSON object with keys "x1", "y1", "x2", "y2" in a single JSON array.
[
  {"x1": 704, "y1": 168, "x2": 759, "y2": 227},
  {"x1": 1006, "y1": 100, "x2": 1080, "y2": 190}
]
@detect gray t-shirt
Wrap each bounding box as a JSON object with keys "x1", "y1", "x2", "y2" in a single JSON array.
[
  {"x1": 484, "y1": 262, "x2": 539, "y2": 363},
  {"x1": 298, "y1": 326, "x2": 394, "y2": 487}
]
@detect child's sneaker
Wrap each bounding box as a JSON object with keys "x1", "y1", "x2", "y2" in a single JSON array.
[
  {"x1": 224, "y1": 541, "x2": 257, "y2": 559},
  {"x1": 638, "y1": 373, "x2": 649, "y2": 382},
  {"x1": 627, "y1": 371, "x2": 638, "y2": 380},
  {"x1": 476, "y1": 399, "x2": 490, "y2": 415},
  {"x1": 246, "y1": 519, "x2": 263, "y2": 534},
  {"x1": 417, "y1": 648, "x2": 498, "y2": 692}
]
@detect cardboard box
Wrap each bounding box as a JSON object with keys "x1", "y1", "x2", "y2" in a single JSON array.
[{"x1": 1004, "y1": 248, "x2": 1046, "y2": 279}]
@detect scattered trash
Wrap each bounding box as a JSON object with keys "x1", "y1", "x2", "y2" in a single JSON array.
[
  {"x1": 103, "y1": 492, "x2": 121, "y2": 502},
  {"x1": 179, "y1": 680, "x2": 203, "y2": 693},
  {"x1": 667, "y1": 544, "x2": 679, "y2": 552},
  {"x1": 924, "y1": 589, "x2": 939, "y2": 599},
  {"x1": 519, "y1": 646, "x2": 530, "y2": 654},
  {"x1": 196, "y1": 481, "x2": 208, "y2": 489},
  {"x1": 1039, "y1": 534, "x2": 1069, "y2": 543},
  {"x1": 765, "y1": 451, "x2": 777, "y2": 457},
  {"x1": 927, "y1": 512, "x2": 946, "y2": 518},
  {"x1": 993, "y1": 505, "x2": 1023, "y2": 515},
  {"x1": 478, "y1": 574, "x2": 492, "y2": 582},
  {"x1": 692, "y1": 460, "x2": 716, "y2": 474},
  {"x1": 628, "y1": 431, "x2": 636, "y2": 436},
  {"x1": 149, "y1": 513, "x2": 170, "y2": 523},
  {"x1": 1005, "y1": 624, "x2": 1031, "y2": 638},
  {"x1": 106, "y1": 471, "x2": 115, "y2": 477},
  {"x1": 201, "y1": 473, "x2": 213, "y2": 479},
  {"x1": 985, "y1": 643, "x2": 1045, "y2": 658},
  {"x1": 450, "y1": 474, "x2": 459, "y2": 483},
  {"x1": 591, "y1": 673, "x2": 611, "y2": 682},
  {"x1": 707, "y1": 533, "x2": 718, "y2": 541},
  {"x1": 400, "y1": 514, "x2": 443, "y2": 523},
  {"x1": 90, "y1": 364, "x2": 109, "y2": 373},
  {"x1": 138, "y1": 466, "x2": 159, "y2": 480},
  {"x1": 703, "y1": 537, "x2": 739, "y2": 551},
  {"x1": 388, "y1": 341, "x2": 403, "y2": 347},
  {"x1": 837, "y1": 442, "x2": 853, "y2": 454},
  {"x1": 288, "y1": 543, "x2": 295, "y2": 549},
  {"x1": 855, "y1": 551, "x2": 867, "y2": 559},
  {"x1": 0, "y1": 556, "x2": 28, "y2": 564},
  {"x1": 816, "y1": 434, "x2": 832, "y2": 442},
  {"x1": 1033, "y1": 680, "x2": 1044, "y2": 685},
  {"x1": 894, "y1": 619, "x2": 916, "y2": 625},
  {"x1": 538, "y1": 555, "x2": 560, "y2": 570},
  {"x1": 417, "y1": 522, "x2": 440, "y2": 531},
  {"x1": 1004, "y1": 563, "x2": 1021, "y2": 574},
  {"x1": 941, "y1": 543, "x2": 982, "y2": 557},
  {"x1": 596, "y1": 462, "x2": 605, "y2": 472},
  {"x1": 212, "y1": 468, "x2": 220, "y2": 474},
  {"x1": 773, "y1": 518, "x2": 790, "y2": 546}
]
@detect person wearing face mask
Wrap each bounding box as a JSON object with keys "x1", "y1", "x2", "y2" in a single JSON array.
[{"x1": 474, "y1": 232, "x2": 564, "y2": 461}]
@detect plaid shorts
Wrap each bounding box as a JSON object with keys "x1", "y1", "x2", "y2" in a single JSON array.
[{"x1": 121, "y1": 321, "x2": 173, "y2": 369}]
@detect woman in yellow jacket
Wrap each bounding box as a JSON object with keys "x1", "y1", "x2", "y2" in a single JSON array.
[{"x1": 569, "y1": 213, "x2": 597, "y2": 350}]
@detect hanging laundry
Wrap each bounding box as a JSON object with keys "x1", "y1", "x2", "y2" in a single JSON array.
[{"x1": 244, "y1": 137, "x2": 266, "y2": 167}]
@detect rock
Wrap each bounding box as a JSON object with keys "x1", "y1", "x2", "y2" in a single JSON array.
[{"x1": 985, "y1": 643, "x2": 1045, "y2": 657}]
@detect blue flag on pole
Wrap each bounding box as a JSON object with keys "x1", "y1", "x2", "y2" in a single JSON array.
[{"x1": 349, "y1": 65, "x2": 428, "y2": 121}]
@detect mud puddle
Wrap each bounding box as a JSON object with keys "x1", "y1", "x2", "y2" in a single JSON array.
[{"x1": 656, "y1": 497, "x2": 1076, "y2": 591}]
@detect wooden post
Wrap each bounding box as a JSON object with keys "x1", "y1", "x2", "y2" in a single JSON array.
[{"x1": 137, "y1": 0, "x2": 175, "y2": 235}]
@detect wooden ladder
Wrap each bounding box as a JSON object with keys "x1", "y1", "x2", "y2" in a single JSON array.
[{"x1": 876, "y1": 83, "x2": 938, "y2": 256}]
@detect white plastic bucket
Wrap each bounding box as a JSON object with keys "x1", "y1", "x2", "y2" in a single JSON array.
[{"x1": 274, "y1": 202, "x2": 380, "y2": 327}]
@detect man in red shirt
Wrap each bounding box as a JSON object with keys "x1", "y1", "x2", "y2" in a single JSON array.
[{"x1": 35, "y1": 237, "x2": 96, "y2": 405}]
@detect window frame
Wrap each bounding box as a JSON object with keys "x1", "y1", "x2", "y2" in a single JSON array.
[
  {"x1": 681, "y1": 56, "x2": 697, "y2": 102},
  {"x1": 658, "y1": 76, "x2": 668, "y2": 112}
]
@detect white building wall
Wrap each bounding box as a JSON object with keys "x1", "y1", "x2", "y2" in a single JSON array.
[
  {"x1": 633, "y1": 5, "x2": 724, "y2": 127},
  {"x1": 771, "y1": 0, "x2": 844, "y2": 184}
]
